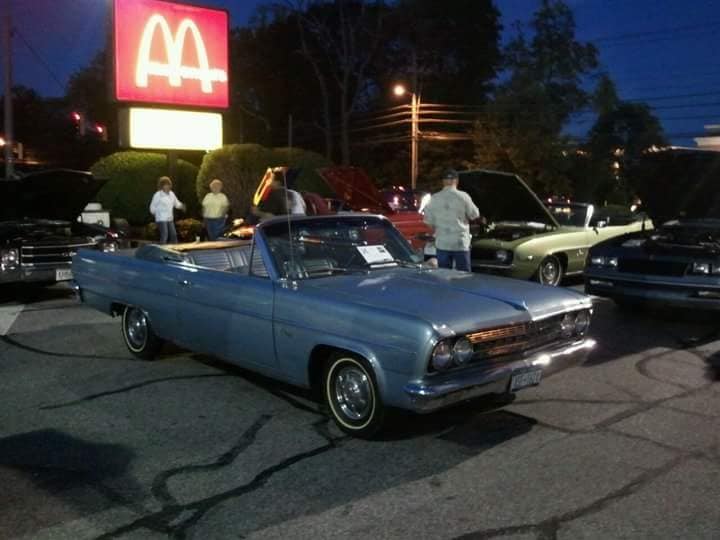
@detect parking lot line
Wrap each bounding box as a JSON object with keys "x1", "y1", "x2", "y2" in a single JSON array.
[{"x1": 0, "y1": 304, "x2": 24, "y2": 336}]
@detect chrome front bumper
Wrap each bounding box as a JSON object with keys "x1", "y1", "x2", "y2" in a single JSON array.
[{"x1": 403, "y1": 338, "x2": 596, "y2": 413}]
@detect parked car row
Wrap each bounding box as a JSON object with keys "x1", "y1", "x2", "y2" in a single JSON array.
[
  {"x1": 586, "y1": 148, "x2": 720, "y2": 310},
  {"x1": 421, "y1": 169, "x2": 650, "y2": 286},
  {"x1": 18, "y1": 146, "x2": 720, "y2": 438}
]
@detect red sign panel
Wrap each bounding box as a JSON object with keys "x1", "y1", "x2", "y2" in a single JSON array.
[{"x1": 114, "y1": 0, "x2": 229, "y2": 109}]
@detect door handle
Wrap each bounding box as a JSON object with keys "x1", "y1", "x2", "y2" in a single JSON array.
[{"x1": 178, "y1": 279, "x2": 191, "y2": 287}]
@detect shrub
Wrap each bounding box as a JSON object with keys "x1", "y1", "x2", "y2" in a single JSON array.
[
  {"x1": 272, "y1": 147, "x2": 333, "y2": 195},
  {"x1": 196, "y1": 144, "x2": 332, "y2": 219},
  {"x1": 91, "y1": 151, "x2": 200, "y2": 226},
  {"x1": 145, "y1": 218, "x2": 204, "y2": 243}
]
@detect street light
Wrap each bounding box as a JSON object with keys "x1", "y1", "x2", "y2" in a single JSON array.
[{"x1": 393, "y1": 83, "x2": 419, "y2": 189}]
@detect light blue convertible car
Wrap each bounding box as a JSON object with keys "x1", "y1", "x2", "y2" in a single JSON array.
[{"x1": 73, "y1": 214, "x2": 595, "y2": 437}]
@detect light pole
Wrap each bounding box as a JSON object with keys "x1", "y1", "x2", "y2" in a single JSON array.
[
  {"x1": 393, "y1": 84, "x2": 419, "y2": 189},
  {"x1": 2, "y1": 10, "x2": 13, "y2": 179}
]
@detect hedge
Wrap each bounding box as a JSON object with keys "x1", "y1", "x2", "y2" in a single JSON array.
[
  {"x1": 196, "y1": 144, "x2": 332, "y2": 219},
  {"x1": 91, "y1": 152, "x2": 200, "y2": 226}
]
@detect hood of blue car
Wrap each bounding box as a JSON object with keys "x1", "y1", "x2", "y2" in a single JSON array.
[{"x1": 303, "y1": 268, "x2": 590, "y2": 334}]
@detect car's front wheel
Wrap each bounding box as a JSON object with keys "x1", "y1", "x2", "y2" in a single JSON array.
[
  {"x1": 537, "y1": 255, "x2": 564, "y2": 286},
  {"x1": 324, "y1": 353, "x2": 384, "y2": 438},
  {"x1": 121, "y1": 305, "x2": 163, "y2": 360}
]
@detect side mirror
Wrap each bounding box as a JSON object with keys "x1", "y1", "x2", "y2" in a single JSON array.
[{"x1": 593, "y1": 220, "x2": 607, "y2": 230}]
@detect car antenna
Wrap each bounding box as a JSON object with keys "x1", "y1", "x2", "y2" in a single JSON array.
[{"x1": 282, "y1": 167, "x2": 296, "y2": 279}]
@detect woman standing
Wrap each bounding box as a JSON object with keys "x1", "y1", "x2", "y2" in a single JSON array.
[
  {"x1": 149, "y1": 176, "x2": 185, "y2": 244},
  {"x1": 201, "y1": 179, "x2": 230, "y2": 240}
]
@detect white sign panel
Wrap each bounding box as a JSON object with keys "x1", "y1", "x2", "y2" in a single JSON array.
[
  {"x1": 357, "y1": 245, "x2": 394, "y2": 265},
  {"x1": 127, "y1": 107, "x2": 223, "y2": 151}
]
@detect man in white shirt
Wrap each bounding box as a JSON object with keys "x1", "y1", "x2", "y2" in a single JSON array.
[
  {"x1": 422, "y1": 169, "x2": 480, "y2": 272},
  {"x1": 149, "y1": 176, "x2": 186, "y2": 244}
]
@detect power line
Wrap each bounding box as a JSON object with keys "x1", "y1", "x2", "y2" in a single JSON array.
[
  {"x1": 14, "y1": 26, "x2": 66, "y2": 94},
  {"x1": 590, "y1": 21, "x2": 720, "y2": 43},
  {"x1": 623, "y1": 91, "x2": 720, "y2": 103}
]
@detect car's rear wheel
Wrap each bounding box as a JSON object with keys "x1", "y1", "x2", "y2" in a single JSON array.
[
  {"x1": 324, "y1": 353, "x2": 384, "y2": 438},
  {"x1": 537, "y1": 255, "x2": 564, "y2": 286},
  {"x1": 121, "y1": 305, "x2": 163, "y2": 360}
]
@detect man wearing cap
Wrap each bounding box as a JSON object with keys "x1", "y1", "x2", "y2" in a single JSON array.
[{"x1": 423, "y1": 169, "x2": 480, "y2": 272}]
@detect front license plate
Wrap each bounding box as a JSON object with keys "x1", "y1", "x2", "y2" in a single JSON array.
[
  {"x1": 510, "y1": 368, "x2": 542, "y2": 392},
  {"x1": 56, "y1": 269, "x2": 73, "y2": 281}
]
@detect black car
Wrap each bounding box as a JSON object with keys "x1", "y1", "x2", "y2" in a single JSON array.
[
  {"x1": 0, "y1": 169, "x2": 120, "y2": 285},
  {"x1": 585, "y1": 148, "x2": 720, "y2": 309}
]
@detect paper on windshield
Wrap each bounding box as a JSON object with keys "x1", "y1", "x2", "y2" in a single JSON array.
[{"x1": 357, "y1": 245, "x2": 394, "y2": 264}]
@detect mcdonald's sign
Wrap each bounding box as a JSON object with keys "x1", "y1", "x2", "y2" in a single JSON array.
[{"x1": 114, "y1": 0, "x2": 229, "y2": 109}]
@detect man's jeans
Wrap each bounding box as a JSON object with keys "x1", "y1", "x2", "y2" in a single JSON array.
[
  {"x1": 157, "y1": 221, "x2": 178, "y2": 244},
  {"x1": 204, "y1": 217, "x2": 226, "y2": 241},
  {"x1": 437, "y1": 249, "x2": 471, "y2": 272}
]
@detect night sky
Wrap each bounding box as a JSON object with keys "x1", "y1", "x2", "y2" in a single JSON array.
[{"x1": 7, "y1": 0, "x2": 720, "y2": 145}]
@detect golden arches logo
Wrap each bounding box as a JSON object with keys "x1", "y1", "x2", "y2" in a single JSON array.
[{"x1": 135, "y1": 14, "x2": 227, "y2": 94}]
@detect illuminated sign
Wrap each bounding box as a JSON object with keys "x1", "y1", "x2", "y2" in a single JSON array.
[
  {"x1": 125, "y1": 108, "x2": 223, "y2": 150},
  {"x1": 114, "y1": 0, "x2": 229, "y2": 108}
]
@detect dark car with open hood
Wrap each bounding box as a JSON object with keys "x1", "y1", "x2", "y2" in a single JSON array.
[
  {"x1": 0, "y1": 168, "x2": 121, "y2": 285},
  {"x1": 585, "y1": 148, "x2": 720, "y2": 309}
]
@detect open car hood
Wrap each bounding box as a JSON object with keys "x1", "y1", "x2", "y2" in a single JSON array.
[
  {"x1": 458, "y1": 170, "x2": 559, "y2": 228},
  {"x1": 632, "y1": 148, "x2": 720, "y2": 224},
  {"x1": 0, "y1": 169, "x2": 107, "y2": 222},
  {"x1": 318, "y1": 167, "x2": 392, "y2": 213},
  {"x1": 252, "y1": 167, "x2": 303, "y2": 206}
]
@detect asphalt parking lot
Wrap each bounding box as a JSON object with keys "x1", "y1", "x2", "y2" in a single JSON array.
[{"x1": 1, "y1": 282, "x2": 719, "y2": 540}]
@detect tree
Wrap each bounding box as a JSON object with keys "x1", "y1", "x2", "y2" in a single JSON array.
[
  {"x1": 472, "y1": 0, "x2": 598, "y2": 195},
  {"x1": 229, "y1": 7, "x2": 326, "y2": 150},
  {"x1": 380, "y1": 0, "x2": 501, "y2": 105},
  {"x1": 66, "y1": 51, "x2": 117, "y2": 148},
  {"x1": 586, "y1": 101, "x2": 667, "y2": 204},
  {"x1": 592, "y1": 73, "x2": 620, "y2": 115},
  {"x1": 292, "y1": 0, "x2": 388, "y2": 165}
]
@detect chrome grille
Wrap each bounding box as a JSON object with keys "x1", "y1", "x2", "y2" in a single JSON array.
[
  {"x1": 21, "y1": 242, "x2": 96, "y2": 267},
  {"x1": 471, "y1": 247, "x2": 503, "y2": 261},
  {"x1": 617, "y1": 259, "x2": 688, "y2": 277},
  {"x1": 468, "y1": 315, "x2": 565, "y2": 361}
]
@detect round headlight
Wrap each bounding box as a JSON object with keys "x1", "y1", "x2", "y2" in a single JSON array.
[
  {"x1": 431, "y1": 341, "x2": 453, "y2": 371},
  {"x1": 1, "y1": 250, "x2": 18, "y2": 264},
  {"x1": 452, "y1": 337, "x2": 474, "y2": 366},
  {"x1": 560, "y1": 313, "x2": 575, "y2": 338},
  {"x1": 575, "y1": 310, "x2": 591, "y2": 334}
]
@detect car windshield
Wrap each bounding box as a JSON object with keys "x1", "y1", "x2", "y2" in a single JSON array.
[
  {"x1": 261, "y1": 216, "x2": 421, "y2": 279},
  {"x1": 547, "y1": 204, "x2": 587, "y2": 227}
]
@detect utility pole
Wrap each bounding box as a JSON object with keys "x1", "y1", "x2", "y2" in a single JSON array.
[
  {"x1": 288, "y1": 114, "x2": 293, "y2": 150},
  {"x1": 2, "y1": 10, "x2": 13, "y2": 179},
  {"x1": 410, "y1": 92, "x2": 419, "y2": 190}
]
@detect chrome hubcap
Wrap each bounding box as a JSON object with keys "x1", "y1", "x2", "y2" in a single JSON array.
[
  {"x1": 334, "y1": 365, "x2": 372, "y2": 421},
  {"x1": 126, "y1": 308, "x2": 148, "y2": 349},
  {"x1": 541, "y1": 261, "x2": 558, "y2": 284}
]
